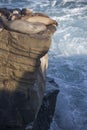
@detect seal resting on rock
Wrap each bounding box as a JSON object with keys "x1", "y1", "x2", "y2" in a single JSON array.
[
  {"x1": 33, "y1": 12, "x2": 49, "y2": 18},
  {"x1": 21, "y1": 8, "x2": 32, "y2": 16},
  {"x1": 8, "y1": 13, "x2": 21, "y2": 21},
  {"x1": 21, "y1": 15, "x2": 58, "y2": 26},
  {"x1": 0, "y1": 15, "x2": 47, "y2": 34}
]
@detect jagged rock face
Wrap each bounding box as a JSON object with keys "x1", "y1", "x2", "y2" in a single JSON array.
[
  {"x1": 31, "y1": 84, "x2": 59, "y2": 130},
  {"x1": 0, "y1": 29, "x2": 52, "y2": 129}
]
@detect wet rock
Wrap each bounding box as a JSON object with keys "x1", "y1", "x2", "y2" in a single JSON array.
[{"x1": 28, "y1": 79, "x2": 59, "y2": 130}]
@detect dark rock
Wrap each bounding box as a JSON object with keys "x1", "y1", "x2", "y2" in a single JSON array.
[
  {"x1": 0, "y1": 28, "x2": 50, "y2": 128},
  {"x1": 28, "y1": 81, "x2": 59, "y2": 130}
]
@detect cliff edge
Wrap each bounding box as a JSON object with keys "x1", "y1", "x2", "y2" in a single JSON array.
[{"x1": 0, "y1": 8, "x2": 59, "y2": 130}]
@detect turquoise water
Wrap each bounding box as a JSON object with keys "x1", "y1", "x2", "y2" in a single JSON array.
[{"x1": 0, "y1": 0, "x2": 87, "y2": 130}]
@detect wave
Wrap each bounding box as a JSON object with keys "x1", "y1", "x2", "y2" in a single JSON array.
[{"x1": 0, "y1": 0, "x2": 87, "y2": 6}]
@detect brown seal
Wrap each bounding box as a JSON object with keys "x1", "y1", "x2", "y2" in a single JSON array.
[
  {"x1": 10, "y1": 8, "x2": 21, "y2": 14},
  {"x1": 21, "y1": 8, "x2": 32, "y2": 16},
  {"x1": 0, "y1": 15, "x2": 47, "y2": 34},
  {"x1": 7, "y1": 8, "x2": 21, "y2": 20},
  {"x1": 0, "y1": 8, "x2": 11, "y2": 19},
  {"x1": 9, "y1": 8, "x2": 33, "y2": 21},
  {"x1": 33, "y1": 12, "x2": 49, "y2": 18},
  {"x1": 8, "y1": 13, "x2": 21, "y2": 21},
  {"x1": 21, "y1": 15, "x2": 58, "y2": 26}
]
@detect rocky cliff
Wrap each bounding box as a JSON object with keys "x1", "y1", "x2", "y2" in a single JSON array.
[{"x1": 0, "y1": 8, "x2": 59, "y2": 130}]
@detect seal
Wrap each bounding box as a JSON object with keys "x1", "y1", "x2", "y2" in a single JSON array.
[
  {"x1": 0, "y1": 8, "x2": 11, "y2": 18},
  {"x1": 10, "y1": 8, "x2": 21, "y2": 14},
  {"x1": 8, "y1": 13, "x2": 21, "y2": 21},
  {"x1": 21, "y1": 8, "x2": 32, "y2": 16},
  {"x1": 21, "y1": 15, "x2": 58, "y2": 26},
  {"x1": 0, "y1": 15, "x2": 47, "y2": 34},
  {"x1": 33, "y1": 12, "x2": 49, "y2": 18},
  {"x1": 6, "y1": 8, "x2": 22, "y2": 20}
]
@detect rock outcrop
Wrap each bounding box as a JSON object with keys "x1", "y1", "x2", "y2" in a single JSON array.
[
  {"x1": 29, "y1": 78, "x2": 59, "y2": 130},
  {"x1": 0, "y1": 8, "x2": 58, "y2": 130}
]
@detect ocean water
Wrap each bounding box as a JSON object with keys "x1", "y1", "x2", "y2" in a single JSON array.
[{"x1": 0, "y1": 0, "x2": 87, "y2": 130}]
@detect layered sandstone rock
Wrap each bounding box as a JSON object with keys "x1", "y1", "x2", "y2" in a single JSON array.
[
  {"x1": 0, "y1": 24, "x2": 57, "y2": 130},
  {"x1": 0, "y1": 7, "x2": 59, "y2": 130}
]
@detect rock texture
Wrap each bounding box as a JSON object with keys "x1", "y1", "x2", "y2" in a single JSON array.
[
  {"x1": 0, "y1": 7, "x2": 58, "y2": 130},
  {"x1": 0, "y1": 25, "x2": 56, "y2": 130},
  {"x1": 29, "y1": 79, "x2": 59, "y2": 130}
]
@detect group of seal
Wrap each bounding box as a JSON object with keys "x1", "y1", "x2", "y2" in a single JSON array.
[{"x1": 0, "y1": 8, "x2": 58, "y2": 34}]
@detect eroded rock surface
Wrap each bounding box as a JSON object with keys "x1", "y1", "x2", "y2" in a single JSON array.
[
  {"x1": 29, "y1": 78, "x2": 59, "y2": 130},
  {"x1": 0, "y1": 7, "x2": 58, "y2": 130}
]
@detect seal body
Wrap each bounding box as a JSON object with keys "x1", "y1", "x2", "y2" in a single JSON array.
[
  {"x1": 33, "y1": 13, "x2": 49, "y2": 18},
  {"x1": 21, "y1": 8, "x2": 32, "y2": 16},
  {"x1": 8, "y1": 13, "x2": 21, "y2": 21},
  {"x1": 0, "y1": 16, "x2": 47, "y2": 34},
  {"x1": 22, "y1": 16, "x2": 58, "y2": 26}
]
